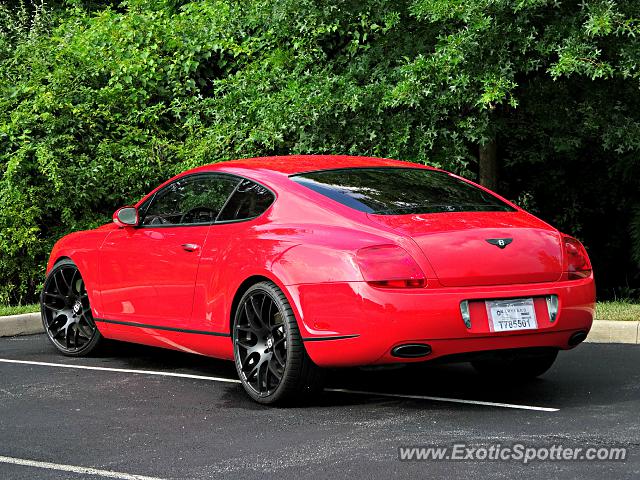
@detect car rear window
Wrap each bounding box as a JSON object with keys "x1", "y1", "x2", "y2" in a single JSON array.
[{"x1": 290, "y1": 167, "x2": 515, "y2": 215}]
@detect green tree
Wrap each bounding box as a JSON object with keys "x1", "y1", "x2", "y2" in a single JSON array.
[{"x1": 0, "y1": 0, "x2": 639, "y2": 304}]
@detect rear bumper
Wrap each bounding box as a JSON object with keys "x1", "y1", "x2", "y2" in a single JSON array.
[{"x1": 289, "y1": 277, "x2": 595, "y2": 367}]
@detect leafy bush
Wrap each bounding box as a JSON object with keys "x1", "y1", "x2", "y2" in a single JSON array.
[{"x1": 1, "y1": 0, "x2": 639, "y2": 304}]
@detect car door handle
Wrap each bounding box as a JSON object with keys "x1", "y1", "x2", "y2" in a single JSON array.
[{"x1": 181, "y1": 243, "x2": 200, "y2": 252}]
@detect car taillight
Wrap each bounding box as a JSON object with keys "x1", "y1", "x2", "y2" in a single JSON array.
[
  {"x1": 356, "y1": 245, "x2": 426, "y2": 288},
  {"x1": 562, "y1": 235, "x2": 592, "y2": 280}
]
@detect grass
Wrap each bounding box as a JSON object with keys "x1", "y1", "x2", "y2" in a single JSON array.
[
  {"x1": 0, "y1": 301, "x2": 638, "y2": 321},
  {"x1": 0, "y1": 303, "x2": 39, "y2": 316},
  {"x1": 596, "y1": 301, "x2": 640, "y2": 322}
]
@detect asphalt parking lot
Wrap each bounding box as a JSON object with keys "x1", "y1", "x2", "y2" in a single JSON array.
[{"x1": 0, "y1": 335, "x2": 638, "y2": 480}]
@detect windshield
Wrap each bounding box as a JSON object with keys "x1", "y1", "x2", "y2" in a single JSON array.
[{"x1": 290, "y1": 167, "x2": 515, "y2": 215}]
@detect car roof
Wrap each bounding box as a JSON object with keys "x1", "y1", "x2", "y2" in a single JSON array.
[{"x1": 189, "y1": 155, "x2": 434, "y2": 176}]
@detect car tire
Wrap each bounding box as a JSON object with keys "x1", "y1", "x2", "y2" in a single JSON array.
[
  {"x1": 471, "y1": 350, "x2": 558, "y2": 379},
  {"x1": 232, "y1": 281, "x2": 324, "y2": 405},
  {"x1": 41, "y1": 259, "x2": 102, "y2": 357}
]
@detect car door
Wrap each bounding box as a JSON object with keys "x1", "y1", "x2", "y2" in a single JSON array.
[
  {"x1": 191, "y1": 178, "x2": 277, "y2": 332},
  {"x1": 98, "y1": 173, "x2": 241, "y2": 330}
]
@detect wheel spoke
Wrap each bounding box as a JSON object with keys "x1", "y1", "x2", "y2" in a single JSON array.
[
  {"x1": 64, "y1": 325, "x2": 71, "y2": 348},
  {"x1": 249, "y1": 296, "x2": 265, "y2": 328},
  {"x1": 268, "y1": 358, "x2": 282, "y2": 381},
  {"x1": 49, "y1": 312, "x2": 64, "y2": 326},
  {"x1": 259, "y1": 294, "x2": 267, "y2": 324},
  {"x1": 242, "y1": 352, "x2": 259, "y2": 371},
  {"x1": 266, "y1": 299, "x2": 274, "y2": 328},
  {"x1": 243, "y1": 302, "x2": 262, "y2": 331},
  {"x1": 70, "y1": 269, "x2": 80, "y2": 295},
  {"x1": 273, "y1": 347, "x2": 285, "y2": 367},
  {"x1": 235, "y1": 336, "x2": 254, "y2": 349},
  {"x1": 236, "y1": 340, "x2": 261, "y2": 357},
  {"x1": 44, "y1": 292, "x2": 66, "y2": 301},
  {"x1": 58, "y1": 269, "x2": 72, "y2": 296},
  {"x1": 52, "y1": 272, "x2": 62, "y2": 296},
  {"x1": 51, "y1": 319, "x2": 66, "y2": 336},
  {"x1": 77, "y1": 322, "x2": 93, "y2": 339},
  {"x1": 42, "y1": 302, "x2": 61, "y2": 312},
  {"x1": 245, "y1": 362, "x2": 259, "y2": 382},
  {"x1": 256, "y1": 362, "x2": 266, "y2": 392}
]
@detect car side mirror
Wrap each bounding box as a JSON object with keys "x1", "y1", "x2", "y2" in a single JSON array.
[{"x1": 113, "y1": 206, "x2": 139, "y2": 227}]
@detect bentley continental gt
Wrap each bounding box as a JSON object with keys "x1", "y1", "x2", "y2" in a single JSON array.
[{"x1": 41, "y1": 155, "x2": 595, "y2": 404}]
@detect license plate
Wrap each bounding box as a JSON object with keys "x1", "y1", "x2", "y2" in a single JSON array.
[{"x1": 486, "y1": 298, "x2": 538, "y2": 332}]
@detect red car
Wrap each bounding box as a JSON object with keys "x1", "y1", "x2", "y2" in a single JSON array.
[{"x1": 41, "y1": 155, "x2": 595, "y2": 404}]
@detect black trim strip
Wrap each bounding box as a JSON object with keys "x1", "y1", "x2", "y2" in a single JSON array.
[
  {"x1": 302, "y1": 334, "x2": 360, "y2": 342},
  {"x1": 94, "y1": 318, "x2": 231, "y2": 337}
]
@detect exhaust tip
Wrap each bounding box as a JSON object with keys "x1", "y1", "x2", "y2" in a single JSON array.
[
  {"x1": 391, "y1": 343, "x2": 432, "y2": 358},
  {"x1": 568, "y1": 331, "x2": 588, "y2": 347}
]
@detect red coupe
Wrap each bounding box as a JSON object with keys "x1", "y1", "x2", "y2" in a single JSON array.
[{"x1": 41, "y1": 155, "x2": 595, "y2": 404}]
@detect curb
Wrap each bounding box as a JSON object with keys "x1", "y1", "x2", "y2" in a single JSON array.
[
  {"x1": 0, "y1": 314, "x2": 638, "y2": 344},
  {"x1": 0, "y1": 313, "x2": 43, "y2": 337},
  {"x1": 586, "y1": 320, "x2": 639, "y2": 344}
]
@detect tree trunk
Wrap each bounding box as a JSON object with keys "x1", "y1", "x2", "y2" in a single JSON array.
[{"x1": 479, "y1": 138, "x2": 498, "y2": 191}]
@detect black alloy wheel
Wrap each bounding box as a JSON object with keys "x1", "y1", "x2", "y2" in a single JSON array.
[
  {"x1": 233, "y1": 281, "x2": 323, "y2": 404},
  {"x1": 41, "y1": 259, "x2": 102, "y2": 356}
]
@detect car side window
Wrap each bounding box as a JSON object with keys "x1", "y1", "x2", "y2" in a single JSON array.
[
  {"x1": 141, "y1": 175, "x2": 239, "y2": 226},
  {"x1": 217, "y1": 179, "x2": 275, "y2": 221}
]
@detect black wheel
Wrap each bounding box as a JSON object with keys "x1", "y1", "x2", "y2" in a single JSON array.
[
  {"x1": 471, "y1": 350, "x2": 558, "y2": 379},
  {"x1": 233, "y1": 281, "x2": 323, "y2": 405},
  {"x1": 40, "y1": 259, "x2": 102, "y2": 356}
]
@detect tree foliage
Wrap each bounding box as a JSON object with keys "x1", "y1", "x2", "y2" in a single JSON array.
[{"x1": 1, "y1": 0, "x2": 639, "y2": 304}]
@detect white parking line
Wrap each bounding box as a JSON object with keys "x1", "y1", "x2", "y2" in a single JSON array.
[
  {"x1": 325, "y1": 388, "x2": 559, "y2": 412},
  {"x1": 0, "y1": 358, "x2": 559, "y2": 412},
  {"x1": 0, "y1": 455, "x2": 165, "y2": 480},
  {"x1": 0, "y1": 358, "x2": 241, "y2": 384}
]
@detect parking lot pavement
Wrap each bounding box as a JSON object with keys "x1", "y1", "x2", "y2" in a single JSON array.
[{"x1": 0, "y1": 335, "x2": 638, "y2": 480}]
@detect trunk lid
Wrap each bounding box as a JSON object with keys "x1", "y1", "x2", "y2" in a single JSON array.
[{"x1": 368, "y1": 211, "x2": 563, "y2": 287}]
